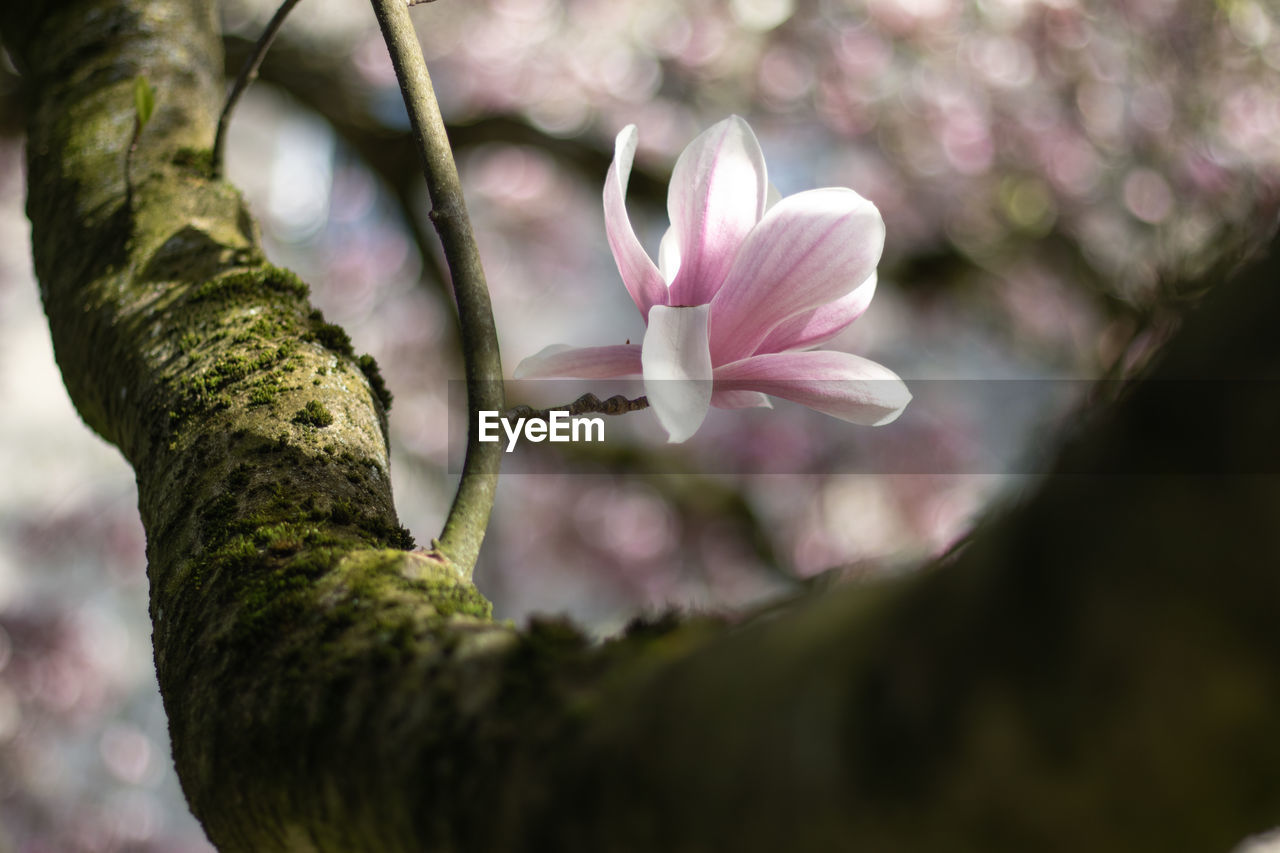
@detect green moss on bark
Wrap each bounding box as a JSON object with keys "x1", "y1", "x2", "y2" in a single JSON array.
[
  {"x1": 357, "y1": 353, "x2": 394, "y2": 412},
  {"x1": 306, "y1": 315, "x2": 354, "y2": 355},
  {"x1": 172, "y1": 146, "x2": 214, "y2": 174},
  {"x1": 293, "y1": 399, "x2": 334, "y2": 427},
  {"x1": 192, "y1": 266, "x2": 309, "y2": 303}
]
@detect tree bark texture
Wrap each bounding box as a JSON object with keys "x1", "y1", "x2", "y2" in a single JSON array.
[{"x1": 3, "y1": 1, "x2": 1279, "y2": 851}]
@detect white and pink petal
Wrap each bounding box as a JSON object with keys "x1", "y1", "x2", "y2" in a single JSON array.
[
  {"x1": 665, "y1": 116, "x2": 768, "y2": 307},
  {"x1": 513, "y1": 344, "x2": 643, "y2": 379},
  {"x1": 708, "y1": 188, "x2": 884, "y2": 364},
  {"x1": 605, "y1": 125, "x2": 670, "y2": 318},
  {"x1": 713, "y1": 350, "x2": 910, "y2": 426},
  {"x1": 756, "y1": 273, "x2": 877, "y2": 355},
  {"x1": 641, "y1": 305, "x2": 714, "y2": 443}
]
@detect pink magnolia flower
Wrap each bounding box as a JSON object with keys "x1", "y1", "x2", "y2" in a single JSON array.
[{"x1": 516, "y1": 116, "x2": 910, "y2": 442}]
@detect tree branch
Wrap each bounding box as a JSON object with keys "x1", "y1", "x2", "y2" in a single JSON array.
[
  {"x1": 505, "y1": 392, "x2": 649, "y2": 422},
  {"x1": 370, "y1": 0, "x2": 503, "y2": 575}
]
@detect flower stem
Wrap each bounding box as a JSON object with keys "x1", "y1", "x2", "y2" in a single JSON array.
[
  {"x1": 371, "y1": 0, "x2": 504, "y2": 576},
  {"x1": 506, "y1": 393, "x2": 649, "y2": 422}
]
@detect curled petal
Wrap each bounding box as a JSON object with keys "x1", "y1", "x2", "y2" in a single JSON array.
[
  {"x1": 666, "y1": 116, "x2": 768, "y2": 307},
  {"x1": 514, "y1": 344, "x2": 642, "y2": 379},
  {"x1": 709, "y1": 188, "x2": 884, "y2": 364},
  {"x1": 642, "y1": 305, "x2": 713, "y2": 443},
  {"x1": 711, "y1": 389, "x2": 773, "y2": 409},
  {"x1": 713, "y1": 350, "x2": 910, "y2": 426},
  {"x1": 757, "y1": 272, "x2": 877, "y2": 354},
  {"x1": 605, "y1": 125, "x2": 669, "y2": 317}
]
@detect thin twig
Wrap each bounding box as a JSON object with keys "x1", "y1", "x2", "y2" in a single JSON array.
[
  {"x1": 371, "y1": 0, "x2": 504, "y2": 576},
  {"x1": 506, "y1": 393, "x2": 649, "y2": 422},
  {"x1": 124, "y1": 121, "x2": 140, "y2": 207},
  {"x1": 211, "y1": 0, "x2": 303, "y2": 179}
]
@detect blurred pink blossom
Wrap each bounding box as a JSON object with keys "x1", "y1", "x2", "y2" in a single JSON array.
[{"x1": 517, "y1": 116, "x2": 910, "y2": 442}]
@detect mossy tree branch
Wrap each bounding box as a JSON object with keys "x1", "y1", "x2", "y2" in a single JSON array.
[{"x1": 4, "y1": 1, "x2": 1280, "y2": 851}]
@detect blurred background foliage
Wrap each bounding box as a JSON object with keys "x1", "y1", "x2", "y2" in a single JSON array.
[{"x1": 0, "y1": 0, "x2": 1277, "y2": 847}]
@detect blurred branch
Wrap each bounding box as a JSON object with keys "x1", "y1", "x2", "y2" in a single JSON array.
[
  {"x1": 445, "y1": 113, "x2": 668, "y2": 204},
  {"x1": 222, "y1": 32, "x2": 670, "y2": 203}
]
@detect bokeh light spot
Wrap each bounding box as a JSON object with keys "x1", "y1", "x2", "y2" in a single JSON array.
[
  {"x1": 1123, "y1": 167, "x2": 1174, "y2": 224},
  {"x1": 1001, "y1": 176, "x2": 1057, "y2": 233},
  {"x1": 730, "y1": 0, "x2": 796, "y2": 31}
]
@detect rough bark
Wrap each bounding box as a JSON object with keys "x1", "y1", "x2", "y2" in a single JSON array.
[{"x1": 3, "y1": 1, "x2": 1279, "y2": 851}]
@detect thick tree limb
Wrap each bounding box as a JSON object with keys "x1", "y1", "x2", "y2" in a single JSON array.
[{"x1": 4, "y1": 1, "x2": 1279, "y2": 851}]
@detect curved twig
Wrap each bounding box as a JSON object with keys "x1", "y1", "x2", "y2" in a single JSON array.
[
  {"x1": 370, "y1": 0, "x2": 504, "y2": 575},
  {"x1": 211, "y1": 0, "x2": 304, "y2": 179}
]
